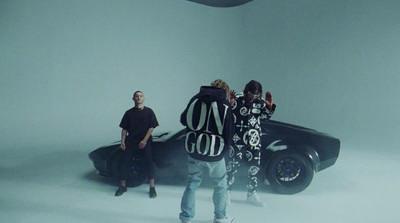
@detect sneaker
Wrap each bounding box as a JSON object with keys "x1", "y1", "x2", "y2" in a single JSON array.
[
  {"x1": 214, "y1": 215, "x2": 235, "y2": 223},
  {"x1": 149, "y1": 187, "x2": 157, "y2": 198},
  {"x1": 247, "y1": 192, "x2": 265, "y2": 207},
  {"x1": 226, "y1": 190, "x2": 231, "y2": 206},
  {"x1": 115, "y1": 186, "x2": 127, "y2": 196}
]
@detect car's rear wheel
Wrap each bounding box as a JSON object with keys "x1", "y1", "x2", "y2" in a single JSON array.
[
  {"x1": 266, "y1": 151, "x2": 314, "y2": 194},
  {"x1": 110, "y1": 152, "x2": 147, "y2": 187}
]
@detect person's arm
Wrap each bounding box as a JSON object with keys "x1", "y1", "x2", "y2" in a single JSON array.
[
  {"x1": 260, "y1": 91, "x2": 276, "y2": 120},
  {"x1": 229, "y1": 90, "x2": 237, "y2": 104},
  {"x1": 139, "y1": 127, "x2": 154, "y2": 149},
  {"x1": 263, "y1": 91, "x2": 274, "y2": 111},
  {"x1": 121, "y1": 129, "x2": 128, "y2": 151}
]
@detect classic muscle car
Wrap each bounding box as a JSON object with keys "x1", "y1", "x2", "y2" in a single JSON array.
[{"x1": 89, "y1": 120, "x2": 340, "y2": 194}]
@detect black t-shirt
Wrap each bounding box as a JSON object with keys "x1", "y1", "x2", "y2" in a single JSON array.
[{"x1": 119, "y1": 106, "x2": 159, "y2": 145}]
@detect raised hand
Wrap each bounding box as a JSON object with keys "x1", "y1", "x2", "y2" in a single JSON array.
[
  {"x1": 264, "y1": 91, "x2": 273, "y2": 111},
  {"x1": 229, "y1": 90, "x2": 237, "y2": 104}
]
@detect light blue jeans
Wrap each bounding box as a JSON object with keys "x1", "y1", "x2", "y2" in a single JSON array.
[{"x1": 179, "y1": 156, "x2": 228, "y2": 222}]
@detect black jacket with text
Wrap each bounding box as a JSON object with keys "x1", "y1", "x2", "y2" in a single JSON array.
[{"x1": 180, "y1": 86, "x2": 234, "y2": 162}]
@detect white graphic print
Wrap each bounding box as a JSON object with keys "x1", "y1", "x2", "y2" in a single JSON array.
[
  {"x1": 252, "y1": 103, "x2": 262, "y2": 114},
  {"x1": 245, "y1": 150, "x2": 253, "y2": 161},
  {"x1": 249, "y1": 116, "x2": 257, "y2": 127},
  {"x1": 185, "y1": 99, "x2": 229, "y2": 156},
  {"x1": 228, "y1": 177, "x2": 235, "y2": 186},
  {"x1": 252, "y1": 146, "x2": 260, "y2": 151},
  {"x1": 236, "y1": 145, "x2": 245, "y2": 151},
  {"x1": 243, "y1": 129, "x2": 260, "y2": 146},
  {"x1": 227, "y1": 96, "x2": 274, "y2": 194},
  {"x1": 229, "y1": 146, "x2": 235, "y2": 157},
  {"x1": 186, "y1": 99, "x2": 229, "y2": 134},
  {"x1": 240, "y1": 107, "x2": 248, "y2": 116},
  {"x1": 236, "y1": 120, "x2": 248, "y2": 133},
  {"x1": 251, "y1": 177, "x2": 258, "y2": 185},
  {"x1": 233, "y1": 134, "x2": 241, "y2": 144},
  {"x1": 253, "y1": 103, "x2": 261, "y2": 109},
  {"x1": 231, "y1": 100, "x2": 237, "y2": 110},
  {"x1": 249, "y1": 166, "x2": 260, "y2": 175}
]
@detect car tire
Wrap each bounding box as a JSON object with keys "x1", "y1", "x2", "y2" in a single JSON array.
[
  {"x1": 110, "y1": 151, "x2": 147, "y2": 187},
  {"x1": 266, "y1": 151, "x2": 314, "y2": 194}
]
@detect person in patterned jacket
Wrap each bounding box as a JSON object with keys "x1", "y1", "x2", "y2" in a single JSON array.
[{"x1": 226, "y1": 80, "x2": 276, "y2": 207}]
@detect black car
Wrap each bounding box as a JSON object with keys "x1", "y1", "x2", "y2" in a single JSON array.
[{"x1": 89, "y1": 120, "x2": 340, "y2": 194}]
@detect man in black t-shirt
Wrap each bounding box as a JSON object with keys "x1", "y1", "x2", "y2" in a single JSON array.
[{"x1": 115, "y1": 91, "x2": 159, "y2": 198}]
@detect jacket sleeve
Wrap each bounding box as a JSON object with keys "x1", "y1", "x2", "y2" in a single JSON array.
[
  {"x1": 223, "y1": 101, "x2": 235, "y2": 146},
  {"x1": 261, "y1": 103, "x2": 276, "y2": 120}
]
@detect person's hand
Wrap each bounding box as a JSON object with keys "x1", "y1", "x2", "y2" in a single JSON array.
[
  {"x1": 264, "y1": 91, "x2": 273, "y2": 111},
  {"x1": 229, "y1": 90, "x2": 237, "y2": 104},
  {"x1": 139, "y1": 140, "x2": 147, "y2": 149},
  {"x1": 120, "y1": 142, "x2": 126, "y2": 151}
]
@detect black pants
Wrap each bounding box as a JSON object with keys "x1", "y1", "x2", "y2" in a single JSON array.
[
  {"x1": 119, "y1": 143, "x2": 156, "y2": 181},
  {"x1": 226, "y1": 144, "x2": 261, "y2": 195}
]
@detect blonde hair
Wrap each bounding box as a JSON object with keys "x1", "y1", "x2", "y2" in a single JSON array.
[{"x1": 211, "y1": 79, "x2": 230, "y2": 99}]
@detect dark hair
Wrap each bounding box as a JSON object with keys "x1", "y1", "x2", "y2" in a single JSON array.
[
  {"x1": 133, "y1": 91, "x2": 143, "y2": 98},
  {"x1": 244, "y1": 80, "x2": 263, "y2": 96}
]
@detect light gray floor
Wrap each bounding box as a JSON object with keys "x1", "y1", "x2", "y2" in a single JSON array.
[{"x1": 1, "y1": 145, "x2": 399, "y2": 223}]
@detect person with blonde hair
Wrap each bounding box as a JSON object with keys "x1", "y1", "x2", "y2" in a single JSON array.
[
  {"x1": 211, "y1": 79, "x2": 230, "y2": 98},
  {"x1": 179, "y1": 79, "x2": 235, "y2": 223}
]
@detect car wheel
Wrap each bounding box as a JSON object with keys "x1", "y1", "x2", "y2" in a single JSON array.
[
  {"x1": 266, "y1": 151, "x2": 314, "y2": 194},
  {"x1": 110, "y1": 152, "x2": 147, "y2": 187}
]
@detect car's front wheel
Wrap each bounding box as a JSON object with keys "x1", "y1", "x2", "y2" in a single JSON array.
[{"x1": 266, "y1": 151, "x2": 314, "y2": 194}]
